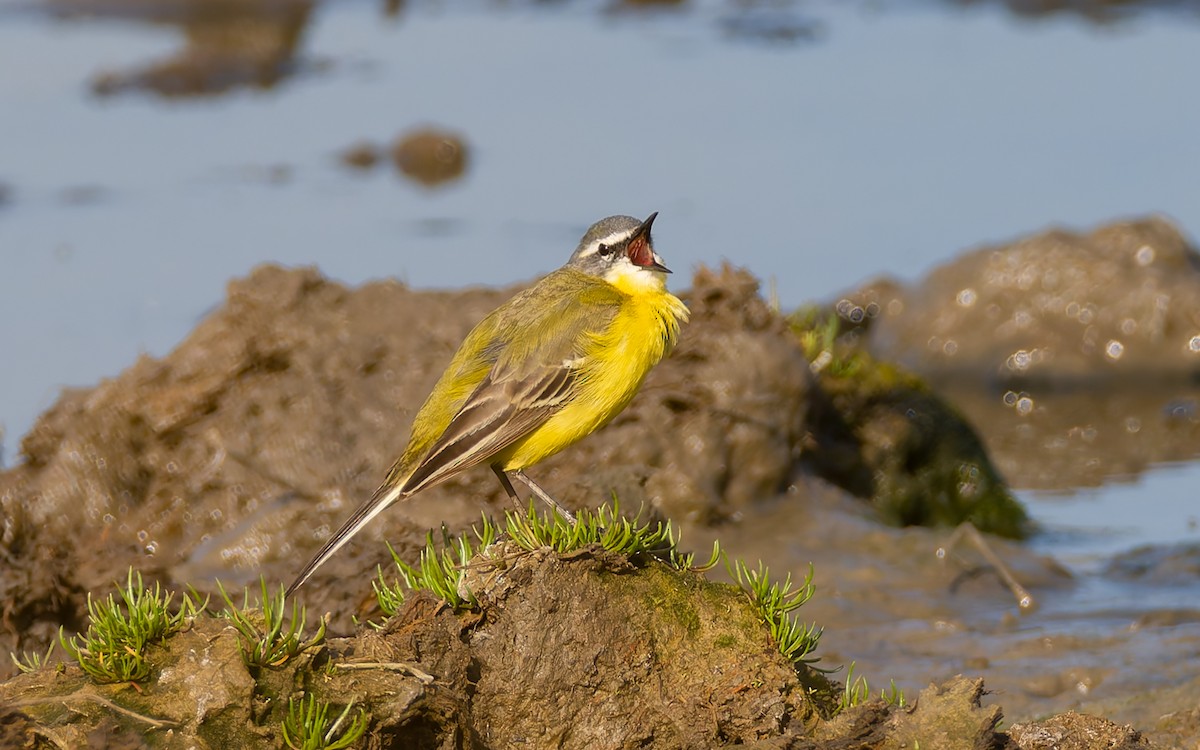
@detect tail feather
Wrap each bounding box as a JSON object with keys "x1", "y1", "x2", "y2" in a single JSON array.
[{"x1": 286, "y1": 481, "x2": 406, "y2": 596}]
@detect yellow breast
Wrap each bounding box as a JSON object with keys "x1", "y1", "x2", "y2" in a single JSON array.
[{"x1": 497, "y1": 276, "x2": 688, "y2": 471}]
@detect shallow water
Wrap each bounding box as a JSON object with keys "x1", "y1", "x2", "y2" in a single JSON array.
[{"x1": 2, "y1": 0, "x2": 1200, "y2": 720}]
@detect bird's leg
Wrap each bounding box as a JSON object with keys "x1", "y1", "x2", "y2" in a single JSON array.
[
  {"x1": 511, "y1": 469, "x2": 577, "y2": 524},
  {"x1": 491, "y1": 465, "x2": 526, "y2": 511}
]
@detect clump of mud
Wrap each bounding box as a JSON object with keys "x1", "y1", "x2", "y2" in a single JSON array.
[
  {"x1": 338, "y1": 127, "x2": 471, "y2": 187},
  {"x1": 0, "y1": 541, "x2": 1118, "y2": 749}
]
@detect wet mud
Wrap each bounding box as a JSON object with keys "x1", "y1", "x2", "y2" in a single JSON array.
[{"x1": 2, "y1": 260, "x2": 1198, "y2": 747}]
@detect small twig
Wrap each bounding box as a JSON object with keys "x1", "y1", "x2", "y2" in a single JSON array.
[
  {"x1": 334, "y1": 661, "x2": 436, "y2": 684},
  {"x1": 938, "y1": 522, "x2": 1036, "y2": 612},
  {"x1": 15, "y1": 691, "x2": 178, "y2": 729}
]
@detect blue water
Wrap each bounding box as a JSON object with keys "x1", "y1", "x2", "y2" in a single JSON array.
[{"x1": 1, "y1": 1, "x2": 1198, "y2": 561}]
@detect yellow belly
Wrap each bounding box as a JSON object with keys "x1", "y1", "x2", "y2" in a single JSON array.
[{"x1": 496, "y1": 287, "x2": 686, "y2": 470}]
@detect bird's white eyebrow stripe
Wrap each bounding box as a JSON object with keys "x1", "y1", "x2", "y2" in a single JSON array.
[{"x1": 578, "y1": 229, "x2": 638, "y2": 257}]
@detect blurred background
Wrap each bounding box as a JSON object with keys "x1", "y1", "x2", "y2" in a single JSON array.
[{"x1": 1, "y1": 0, "x2": 1199, "y2": 708}]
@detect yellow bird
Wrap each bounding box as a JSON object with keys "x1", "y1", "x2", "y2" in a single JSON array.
[{"x1": 287, "y1": 213, "x2": 688, "y2": 594}]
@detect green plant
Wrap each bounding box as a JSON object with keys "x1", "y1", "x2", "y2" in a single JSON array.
[
  {"x1": 838, "y1": 661, "x2": 870, "y2": 710},
  {"x1": 10, "y1": 641, "x2": 56, "y2": 674},
  {"x1": 881, "y1": 679, "x2": 906, "y2": 707},
  {"x1": 731, "y1": 559, "x2": 821, "y2": 665},
  {"x1": 373, "y1": 502, "x2": 723, "y2": 619},
  {"x1": 59, "y1": 569, "x2": 199, "y2": 683},
  {"x1": 281, "y1": 694, "x2": 368, "y2": 750},
  {"x1": 218, "y1": 578, "x2": 325, "y2": 668},
  {"x1": 374, "y1": 520, "x2": 496, "y2": 617},
  {"x1": 791, "y1": 308, "x2": 865, "y2": 379},
  {"x1": 835, "y1": 663, "x2": 906, "y2": 712}
]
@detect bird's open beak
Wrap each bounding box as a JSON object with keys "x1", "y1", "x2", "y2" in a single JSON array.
[{"x1": 626, "y1": 212, "x2": 671, "y2": 273}]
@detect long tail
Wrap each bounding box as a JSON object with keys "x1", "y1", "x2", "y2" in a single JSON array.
[{"x1": 286, "y1": 481, "x2": 406, "y2": 596}]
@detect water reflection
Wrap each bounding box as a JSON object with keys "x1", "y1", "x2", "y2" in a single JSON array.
[
  {"x1": 45, "y1": 0, "x2": 315, "y2": 97},
  {"x1": 947, "y1": 0, "x2": 1200, "y2": 23},
  {"x1": 23, "y1": 0, "x2": 1200, "y2": 103},
  {"x1": 936, "y1": 383, "x2": 1200, "y2": 491}
]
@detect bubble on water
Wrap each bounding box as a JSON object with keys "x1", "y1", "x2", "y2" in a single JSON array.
[
  {"x1": 1007, "y1": 350, "x2": 1033, "y2": 372},
  {"x1": 166, "y1": 461, "x2": 178, "y2": 474},
  {"x1": 1105, "y1": 340, "x2": 1125, "y2": 360},
  {"x1": 1015, "y1": 395, "x2": 1034, "y2": 416},
  {"x1": 1003, "y1": 391, "x2": 1018, "y2": 406},
  {"x1": 865, "y1": 302, "x2": 880, "y2": 317},
  {"x1": 956, "y1": 288, "x2": 977, "y2": 307},
  {"x1": 102, "y1": 513, "x2": 115, "y2": 524},
  {"x1": 137, "y1": 529, "x2": 148, "y2": 542},
  {"x1": 145, "y1": 541, "x2": 158, "y2": 555},
  {"x1": 1134, "y1": 244, "x2": 1155, "y2": 266},
  {"x1": 1125, "y1": 417, "x2": 1141, "y2": 434},
  {"x1": 1188, "y1": 335, "x2": 1200, "y2": 353},
  {"x1": 1120, "y1": 318, "x2": 1137, "y2": 336},
  {"x1": 943, "y1": 339, "x2": 958, "y2": 356},
  {"x1": 887, "y1": 299, "x2": 904, "y2": 315}
]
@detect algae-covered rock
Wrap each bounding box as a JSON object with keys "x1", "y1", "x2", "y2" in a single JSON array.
[{"x1": 792, "y1": 312, "x2": 1029, "y2": 539}]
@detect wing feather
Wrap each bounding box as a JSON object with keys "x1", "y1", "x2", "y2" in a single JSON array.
[{"x1": 398, "y1": 271, "x2": 621, "y2": 494}]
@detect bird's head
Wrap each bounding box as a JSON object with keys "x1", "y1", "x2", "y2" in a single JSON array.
[{"x1": 567, "y1": 212, "x2": 671, "y2": 291}]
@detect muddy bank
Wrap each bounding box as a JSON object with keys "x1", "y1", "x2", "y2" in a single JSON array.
[
  {"x1": 835, "y1": 217, "x2": 1200, "y2": 490},
  {"x1": 0, "y1": 261, "x2": 1193, "y2": 747},
  {"x1": 0, "y1": 264, "x2": 1014, "y2": 641},
  {"x1": 0, "y1": 532, "x2": 1165, "y2": 749}
]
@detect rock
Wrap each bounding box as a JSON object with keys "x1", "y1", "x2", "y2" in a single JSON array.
[
  {"x1": 338, "y1": 141, "x2": 383, "y2": 170},
  {"x1": 390, "y1": 128, "x2": 470, "y2": 187},
  {"x1": 790, "y1": 308, "x2": 1029, "y2": 538},
  {"x1": 1008, "y1": 711, "x2": 1159, "y2": 750},
  {"x1": 850, "y1": 217, "x2": 1200, "y2": 384},
  {"x1": 1104, "y1": 542, "x2": 1200, "y2": 585},
  {"x1": 832, "y1": 218, "x2": 1200, "y2": 492}
]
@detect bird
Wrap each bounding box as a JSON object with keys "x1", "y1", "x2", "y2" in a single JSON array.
[{"x1": 286, "y1": 212, "x2": 688, "y2": 595}]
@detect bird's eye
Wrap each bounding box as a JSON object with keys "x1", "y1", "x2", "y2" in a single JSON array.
[{"x1": 597, "y1": 243, "x2": 612, "y2": 257}]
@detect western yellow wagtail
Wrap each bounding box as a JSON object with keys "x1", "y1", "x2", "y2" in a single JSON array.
[{"x1": 287, "y1": 213, "x2": 688, "y2": 594}]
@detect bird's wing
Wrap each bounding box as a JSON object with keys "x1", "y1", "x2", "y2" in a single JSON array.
[
  {"x1": 285, "y1": 272, "x2": 621, "y2": 595},
  {"x1": 399, "y1": 274, "x2": 622, "y2": 495}
]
